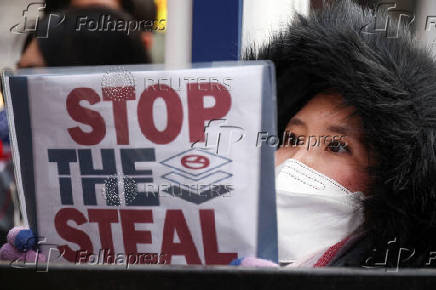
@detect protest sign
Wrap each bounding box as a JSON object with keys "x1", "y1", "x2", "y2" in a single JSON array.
[{"x1": 3, "y1": 62, "x2": 277, "y2": 265}]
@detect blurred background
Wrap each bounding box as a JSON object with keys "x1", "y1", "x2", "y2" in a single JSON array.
[
  {"x1": 0, "y1": 0, "x2": 166, "y2": 68},
  {"x1": 0, "y1": 0, "x2": 311, "y2": 69}
]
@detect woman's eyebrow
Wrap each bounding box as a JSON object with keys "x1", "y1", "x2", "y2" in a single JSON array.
[
  {"x1": 327, "y1": 125, "x2": 360, "y2": 139},
  {"x1": 288, "y1": 117, "x2": 306, "y2": 127}
]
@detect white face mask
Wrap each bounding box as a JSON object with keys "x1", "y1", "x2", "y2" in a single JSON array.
[{"x1": 276, "y1": 158, "x2": 364, "y2": 264}]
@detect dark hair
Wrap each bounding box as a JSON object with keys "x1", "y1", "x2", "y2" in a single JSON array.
[
  {"x1": 35, "y1": 6, "x2": 150, "y2": 66},
  {"x1": 248, "y1": 0, "x2": 436, "y2": 267},
  {"x1": 43, "y1": 0, "x2": 138, "y2": 19}
]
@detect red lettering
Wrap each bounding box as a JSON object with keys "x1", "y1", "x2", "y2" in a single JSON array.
[
  {"x1": 187, "y1": 82, "x2": 231, "y2": 142},
  {"x1": 137, "y1": 84, "x2": 183, "y2": 144},
  {"x1": 161, "y1": 209, "x2": 201, "y2": 264},
  {"x1": 102, "y1": 86, "x2": 135, "y2": 145},
  {"x1": 66, "y1": 88, "x2": 106, "y2": 145},
  {"x1": 88, "y1": 209, "x2": 118, "y2": 263},
  {"x1": 54, "y1": 208, "x2": 233, "y2": 265},
  {"x1": 200, "y1": 209, "x2": 237, "y2": 265},
  {"x1": 120, "y1": 209, "x2": 153, "y2": 257},
  {"x1": 54, "y1": 208, "x2": 93, "y2": 263}
]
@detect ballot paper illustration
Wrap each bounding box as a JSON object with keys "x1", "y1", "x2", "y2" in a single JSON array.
[{"x1": 2, "y1": 62, "x2": 277, "y2": 265}]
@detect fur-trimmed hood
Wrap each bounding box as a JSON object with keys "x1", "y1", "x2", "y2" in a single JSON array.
[{"x1": 249, "y1": 0, "x2": 436, "y2": 267}]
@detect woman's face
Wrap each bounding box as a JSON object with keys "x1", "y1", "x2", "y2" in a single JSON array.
[{"x1": 275, "y1": 92, "x2": 372, "y2": 193}]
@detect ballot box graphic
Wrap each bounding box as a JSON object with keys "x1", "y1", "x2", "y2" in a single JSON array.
[
  {"x1": 2, "y1": 62, "x2": 277, "y2": 265},
  {"x1": 160, "y1": 148, "x2": 233, "y2": 204}
]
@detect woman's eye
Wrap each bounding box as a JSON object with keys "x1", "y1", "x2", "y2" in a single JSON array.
[{"x1": 326, "y1": 140, "x2": 350, "y2": 154}]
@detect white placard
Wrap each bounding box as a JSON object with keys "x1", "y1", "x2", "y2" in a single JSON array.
[{"x1": 4, "y1": 62, "x2": 277, "y2": 266}]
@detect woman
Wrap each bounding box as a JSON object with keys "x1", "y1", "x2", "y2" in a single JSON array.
[{"x1": 234, "y1": 0, "x2": 436, "y2": 268}]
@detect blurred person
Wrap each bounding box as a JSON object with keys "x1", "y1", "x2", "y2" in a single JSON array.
[
  {"x1": 44, "y1": 0, "x2": 158, "y2": 52},
  {"x1": 18, "y1": 1, "x2": 150, "y2": 68}
]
